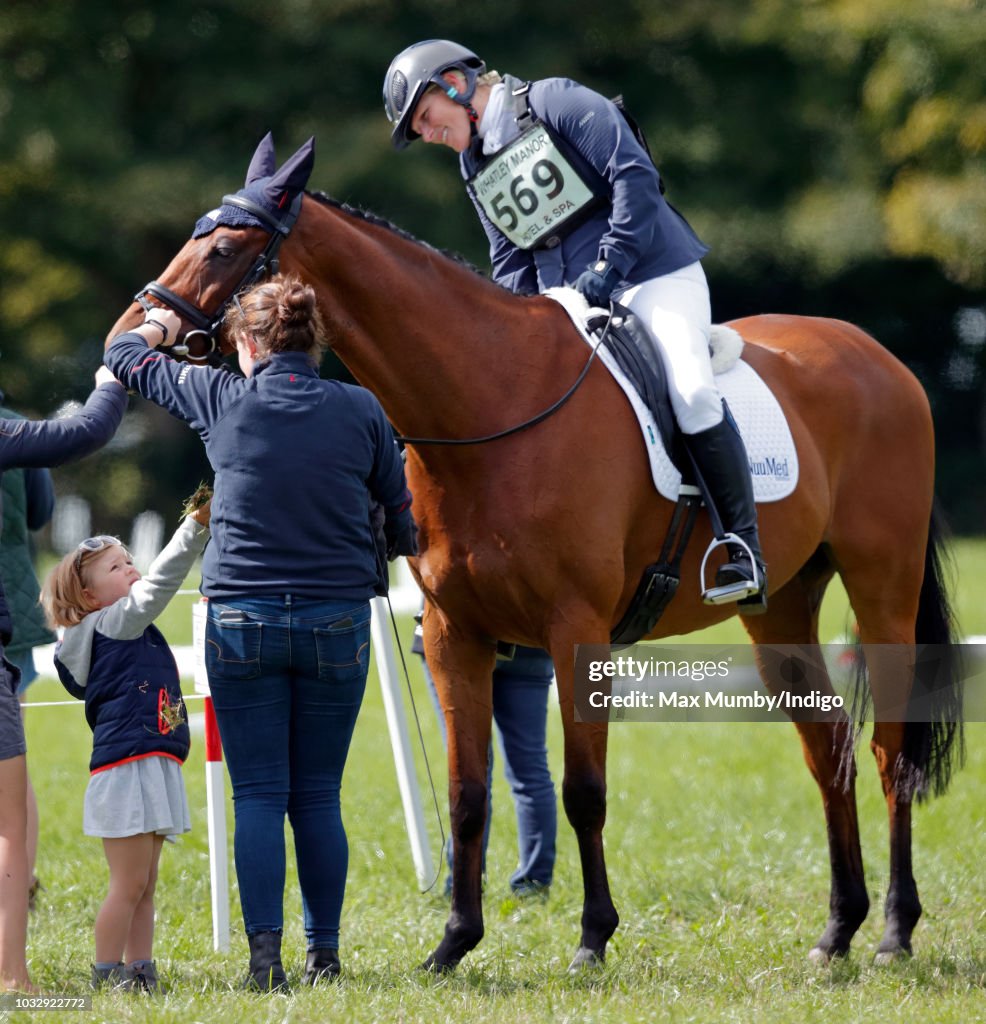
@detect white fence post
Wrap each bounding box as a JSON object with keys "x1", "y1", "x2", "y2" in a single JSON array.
[
  {"x1": 371, "y1": 595, "x2": 434, "y2": 889},
  {"x1": 192, "y1": 599, "x2": 230, "y2": 952}
]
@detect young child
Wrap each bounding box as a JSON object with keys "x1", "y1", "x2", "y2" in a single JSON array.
[{"x1": 41, "y1": 501, "x2": 210, "y2": 992}]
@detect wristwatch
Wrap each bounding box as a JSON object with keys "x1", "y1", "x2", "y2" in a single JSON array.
[{"x1": 592, "y1": 260, "x2": 611, "y2": 275}]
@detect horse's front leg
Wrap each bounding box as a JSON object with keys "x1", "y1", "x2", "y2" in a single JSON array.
[
  {"x1": 421, "y1": 613, "x2": 496, "y2": 972},
  {"x1": 552, "y1": 625, "x2": 619, "y2": 969}
]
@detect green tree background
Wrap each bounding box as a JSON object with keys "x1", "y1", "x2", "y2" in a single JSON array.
[{"x1": 1, "y1": 0, "x2": 983, "y2": 537}]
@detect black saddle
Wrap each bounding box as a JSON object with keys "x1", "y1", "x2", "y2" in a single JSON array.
[{"x1": 586, "y1": 303, "x2": 688, "y2": 476}]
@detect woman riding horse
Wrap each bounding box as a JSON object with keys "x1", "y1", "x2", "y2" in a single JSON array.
[{"x1": 383, "y1": 39, "x2": 766, "y2": 608}]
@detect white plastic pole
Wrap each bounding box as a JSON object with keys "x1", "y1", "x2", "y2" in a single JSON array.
[
  {"x1": 370, "y1": 595, "x2": 434, "y2": 888},
  {"x1": 192, "y1": 599, "x2": 230, "y2": 952}
]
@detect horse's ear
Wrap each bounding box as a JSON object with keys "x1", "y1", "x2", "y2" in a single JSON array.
[
  {"x1": 245, "y1": 131, "x2": 278, "y2": 186},
  {"x1": 263, "y1": 136, "x2": 315, "y2": 209}
]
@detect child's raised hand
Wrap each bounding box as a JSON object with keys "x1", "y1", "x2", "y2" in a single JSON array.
[{"x1": 188, "y1": 499, "x2": 211, "y2": 528}]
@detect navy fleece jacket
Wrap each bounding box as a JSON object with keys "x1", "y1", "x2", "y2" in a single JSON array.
[{"x1": 105, "y1": 336, "x2": 412, "y2": 600}]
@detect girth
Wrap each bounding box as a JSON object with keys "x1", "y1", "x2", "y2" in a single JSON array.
[{"x1": 579, "y1": 305, "x2": 723, "y2": 642}]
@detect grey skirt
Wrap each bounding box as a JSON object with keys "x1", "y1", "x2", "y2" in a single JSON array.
[{"x1": 83, "y1": 755, "x2": 191, "y2": 839}]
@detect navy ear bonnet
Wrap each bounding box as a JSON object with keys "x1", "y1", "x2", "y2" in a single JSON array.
[{"x1": 192, "y1": 132, "x2": 315, "y2": 238}]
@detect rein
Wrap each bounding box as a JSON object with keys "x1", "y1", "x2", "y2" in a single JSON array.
[
  {"x1": 133, "y1": 193, "x2": 303, "y2": 363},
  {"x1": 395, "y1": 305, "x2": 615, "y2": 447}
]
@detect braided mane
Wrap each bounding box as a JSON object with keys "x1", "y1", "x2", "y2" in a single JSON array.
[{"x1": 306, "y1": 190, "x2": 486, "y2": 276}]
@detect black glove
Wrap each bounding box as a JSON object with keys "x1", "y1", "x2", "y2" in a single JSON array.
[
  {"x1": 384, "y1": 515, "x2": 419, "y2": 560},
  {"x1": 573, "y1": 259, "x2": 621, "y2": 308}
]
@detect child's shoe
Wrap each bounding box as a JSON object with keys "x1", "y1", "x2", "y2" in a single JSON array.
[
  {"x1": 124, "y1": 960, "x2": 159, "y2": 993},
  {"x1": 90, "y1": 962, "x2": 128, "y2": 990}
]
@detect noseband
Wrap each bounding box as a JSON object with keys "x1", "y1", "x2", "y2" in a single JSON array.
[{"x1": 133, "y1": 192, "x2": 303, "y2": 363}]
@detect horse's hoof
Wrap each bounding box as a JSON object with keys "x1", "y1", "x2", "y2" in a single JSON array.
[
  {"x1": 567, "y1": 946, "x2": 605, "y2": 972},
  {"x1": 807, "y1": 946, "x2": 832, "y2": 966},
  {"x1": 420, "y1": 953, "x2": 457, "y2": 975},
  {"x1": 874, "y1": 947, "x2": 911, "y2": 966}
]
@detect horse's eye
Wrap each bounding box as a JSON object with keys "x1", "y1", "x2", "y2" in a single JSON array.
[{"x1": 212, "y1": 243, "x2": 237, "y2": 260}]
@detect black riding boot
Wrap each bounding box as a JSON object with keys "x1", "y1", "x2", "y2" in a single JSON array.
[
  {"x1": 245, "y1": 930, "x2": 290, "y2": 993},
  {"x1": 684, "y1": 415, "x2": 767, "y2": 613},
  {"x1": 304, "y1": 947, "x2": 341, "y2": 985}
]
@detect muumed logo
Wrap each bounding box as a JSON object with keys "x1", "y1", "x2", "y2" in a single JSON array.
[{"x1": 749, "y1": 456, "x2": 790, "y2": 479}]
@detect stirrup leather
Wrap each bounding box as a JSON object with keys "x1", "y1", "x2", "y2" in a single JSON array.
[{"x1": 699, "y1": 532, "x2": 762, "y2": 605}]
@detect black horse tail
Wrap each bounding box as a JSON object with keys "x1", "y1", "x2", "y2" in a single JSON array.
[
  {"x1": 847, "y1": 503, "x2": 965, "y2": 799},
  {"x1": 905, "y1": 503, "x2": 965, "y2": 798}
]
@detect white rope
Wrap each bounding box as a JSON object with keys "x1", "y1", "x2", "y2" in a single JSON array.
[
  {"x1": 22, "y1": 588, "x2": 203, "y2": 709},
  {"x1": 21, "y1": 693, "x2": 208, "y2": 709}
]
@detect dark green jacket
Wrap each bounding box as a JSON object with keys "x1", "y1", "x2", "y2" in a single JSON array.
[{"x1": 0, "y1": 398, "x2": 57, "y2": 655}]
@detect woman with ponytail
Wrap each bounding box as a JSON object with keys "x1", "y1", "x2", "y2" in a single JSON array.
[{"x1": 105, "y1": 274, "x2": 416, "y2": 991}]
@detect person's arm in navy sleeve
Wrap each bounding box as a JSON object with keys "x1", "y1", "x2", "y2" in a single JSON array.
[
  {"x1": 469, "y1": 193, "x2": 540, "y2": 295},
  {"x1": 364, "y1": 398, "x2": 416, "y2": 558},
  {"x1": 0, "y1": 377, "x2": 126, "y2": 471},
  {"x1": 459, "y1": 148, "x2": 539, "y2": 295},
  {"x1": 105, "y1": 321, "x2": 242, "y2": 436},
  {"x1": 23, "y1": 466, "x2": 54, "y2": 531}
]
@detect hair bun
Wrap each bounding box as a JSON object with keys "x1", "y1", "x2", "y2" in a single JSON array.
[
  {"x1": 277, "y1": 281, "x2": 317, "y2": 325},
  {"x1": 222, "y1": 273, "x2": 326, "y2": 359}
]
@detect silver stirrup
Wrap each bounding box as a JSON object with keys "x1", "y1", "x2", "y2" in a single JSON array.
[{"x1": 700, "y1": 532, "x2": 762, "y2": 605}]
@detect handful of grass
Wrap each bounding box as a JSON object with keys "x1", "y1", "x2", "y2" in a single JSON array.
[{"x1": 181, "y1": 482, "x2": 213, "y2": 518}]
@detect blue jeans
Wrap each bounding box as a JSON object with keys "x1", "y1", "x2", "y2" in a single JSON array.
[
  {"x1": 423, "y1": 646, "x2": 557, "y2": 891},
  {"x1": 205, "y1": 595, "x2": 370, "y2": 948}
]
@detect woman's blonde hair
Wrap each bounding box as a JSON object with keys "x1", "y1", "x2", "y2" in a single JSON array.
[
  {"x1": 41, "y1": 541, "x2": 127, "y2": 628},
  {"x1": 223, "y1": 274, "x2": 327, "y2": 363}
]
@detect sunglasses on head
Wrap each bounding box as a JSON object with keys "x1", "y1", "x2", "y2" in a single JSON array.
[{"x1": 74, "y1": 535, "x2": 122, "y2": 573}]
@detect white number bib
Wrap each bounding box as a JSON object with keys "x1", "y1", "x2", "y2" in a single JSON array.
[{"x1": 467, "y1": 123, "x2": 597, "y2": 250}]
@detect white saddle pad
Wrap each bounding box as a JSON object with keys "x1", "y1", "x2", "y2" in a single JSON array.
[{"x1": 546, "y1": 288, "x2": 798, "y2": 503}]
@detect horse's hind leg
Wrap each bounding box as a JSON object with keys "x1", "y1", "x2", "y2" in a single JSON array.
[
  {"x1": 550, "y1": 615, "x2": 620, "y2": 969},
  {"x1": 744, "y1": 550, "x2": 870, "y2": 961},
  {"x1": 838, "y1": 548, "x2": 928, "y2": 961}
]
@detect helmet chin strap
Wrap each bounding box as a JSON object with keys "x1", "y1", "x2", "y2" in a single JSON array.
[{"x1": 440, "y1": 79, "x2": 480, "y2": 136}]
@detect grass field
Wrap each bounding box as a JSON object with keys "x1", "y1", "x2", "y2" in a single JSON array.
[{"x1": 20, "y1": 539, "x2": 986, "y2": 1022}]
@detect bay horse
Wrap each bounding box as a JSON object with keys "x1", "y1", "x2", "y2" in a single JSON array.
[{"x1": 106, "y1": 137, "x2": 963, "y2": 972}]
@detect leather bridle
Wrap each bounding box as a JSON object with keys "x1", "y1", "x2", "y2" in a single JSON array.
[{"x1": 133, "y1": 192, "x2": 303, "y2": 363}]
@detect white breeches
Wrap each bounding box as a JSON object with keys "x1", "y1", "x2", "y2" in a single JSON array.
[{"x1": 615, "y1": 261, "x2": 722, "y2": 435}]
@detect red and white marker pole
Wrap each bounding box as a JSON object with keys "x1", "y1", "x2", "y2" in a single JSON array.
[{"x1": 202, "y1": 694, "x2": 230, "y2": 951}]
